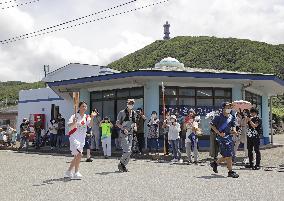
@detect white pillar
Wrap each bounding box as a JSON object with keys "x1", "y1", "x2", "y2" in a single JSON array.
[
  {"x1": 262, "y1": 95, "x2": 270, "y2": 144},
  {"x1": 144, "y1": 80, "x2": 160, "y2": 147},
  {"x1": 232, "y1": 84, "x2": 242, "y2": 101},
  {"x1": 79, "y1": 89, "x2": 90, "y2": 113}
]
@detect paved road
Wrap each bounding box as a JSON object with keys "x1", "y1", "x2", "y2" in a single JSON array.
[{"x1": 1, "y1": 149, "x2": 284, "y2": 201}]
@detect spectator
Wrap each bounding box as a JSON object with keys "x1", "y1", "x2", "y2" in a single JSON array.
[
  {"x1": 135, "y1": 108, "x2": 146, "y2": 154},
  {"x1": 147, "y1": 111, "x2": 160, "y2": 155},
  {"x1": 91, "y1": 108, "x2": 101, "y2": 151},
  {"x1": 48, "y1": 119, "x2": 58, "y2": 150},
  {"x1": 245, "y1": 108, "x2": 262, "y2": 170},
  {"x1": 113, "y1": 125, "x2": 121, "y2": 150},
  {"x1": 19, "y1": 118, "x2": 30, "y2": 151},
  {"x1": 57, "y1": 113, "x2": 65, "y2": 149},
  {"x1": 34, "y1": 117, "x2": 42, "y2": 149},
  {"x1": 162, "y1": 111, "x2": 171, "y2": 155},
  {"x1": 208, "y1": 111, "x2": 220, "y2": 160},
  {"x1": 233, "y1": 110, "x2": 249, "y2": 163},
  {"x1": 184, "y1": 109, "x2": 198, "y2": 163},
  {"x1": 165, "y1": 115, "x2": 182, "y2": 163},
  {"x1": 100, "y1": 117, "x2": 113, "y2": 159},
  {"x1": 85, "y1": 127, "x2": 93, "y2": 162},
  {"x1": 175, "y1": 110, "x2": 185, "y2": 151},
  {"x1": 0, "y1": 128, "x2": 5, "y2": 146}
]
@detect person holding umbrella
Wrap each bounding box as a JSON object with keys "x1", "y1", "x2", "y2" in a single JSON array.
[{"x1": 245, "y1": 108, "x2": 262, "y2": 170}]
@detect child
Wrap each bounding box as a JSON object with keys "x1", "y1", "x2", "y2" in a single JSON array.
[
  {"x1": 147, "y1": 111, "x2": 160, "y2": 155},
  {"x1": 100, "y1": 117, "x2": 113, "y2": 159},
  {"x1": 165, "y1": 115, "x2": 182, "y2": 163}
]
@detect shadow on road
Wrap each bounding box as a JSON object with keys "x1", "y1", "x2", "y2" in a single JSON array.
[
  {"x1": 33, "y1": 178, "x2": 72, "y2": 186},
  {"x1": 95, "y1": 171, "x2": 121, "y2": 175},
  {"x1": 196, "y1": 174, "x2": 226, "y2": 179}
]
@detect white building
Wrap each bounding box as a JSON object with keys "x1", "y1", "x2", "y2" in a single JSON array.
[
  {"x1": 17, "y1": 88, "x2": 72, "y2": 132},
  {"x1": 17, "y1": 59, "x2": 284, "y2": 147}
]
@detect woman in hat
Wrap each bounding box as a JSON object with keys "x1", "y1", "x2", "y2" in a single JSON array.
[{"x1": 164, "y1": 115, "x2": 182, "y2": 163}]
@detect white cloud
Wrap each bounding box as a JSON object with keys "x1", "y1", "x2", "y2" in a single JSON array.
[{"x1": 0, "y1": 0, "x2": 284, "y2": 82}]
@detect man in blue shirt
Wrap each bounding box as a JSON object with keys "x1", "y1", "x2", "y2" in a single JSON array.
[{"x1": 210, "y1": 102, "x2": 239, "y2": 178}]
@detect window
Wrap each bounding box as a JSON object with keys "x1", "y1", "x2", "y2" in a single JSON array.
[
  {"x1": 214, "y1": 98, "x2": 231, "y2": 107},
  {"x1": 159, "y1": 86, "x2": 232, "y2": 135},
  {"x1": 103, "y1": 91, "x2": 115, "y2": 99},
  {"x1": 179, "y1": 98, "x2": 195, "y2": 106},
  {"x1": 130, "y1": 88, "x2": 143, "y2": 97},
  {"x1": 161, "y1": 97, "x2": 178, "y2": 106},
  {"x1": 179, "y1": 88, "x2": 195, "y2": 96},
  {"x1": 91, "y1": 101, "x2": 102, "y2": 114},
  {"x1": 164, "y1": 88, "x2": 177, "y2": 96},
  {"x1": 117, "y1": 99, "x2": 127, "y2": 114},
  {"x1": 117, "y1": 89, "x2": 129, "y2": 98},
  {"x1": 245, "y1": 91, "x2": 262, "y2": 116},
  {"x1": 103, "y1": 100, "x2": 115, "y2": 121},
  {"x1": 214, "y1": 89, "x2": 231, "y2": 98},
  {"x1": 91, "y1": 91, "x2": 102, "y2": 100},
  {"x1": 196, "y1": 89, "x2": 212, "y2": 97},
  {"x1": 90, "y1": 87, "x2": 144, "y2": 123},
  {"x1": 196, "y1": 98, "x2": 213, "y2": 107}
]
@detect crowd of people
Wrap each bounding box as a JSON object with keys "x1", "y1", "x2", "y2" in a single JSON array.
[
  {"x1": 61, "y1": 98, "x2": 263, "y2": 179},
  {"x1": 0, "y1": 125, "x2": 17, "y2": 147},
  {"x1": 16, "y1": 114, "x2": 66, "y2": 151},
  {"x1": 0, "y1": 97, "x2": 264, "y2": 179}
]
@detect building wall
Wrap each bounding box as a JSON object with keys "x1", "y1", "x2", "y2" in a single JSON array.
[
  {"x1": 18, "y1": 88, "x2": 73, "y2": 133},
  {"x1": 0, "y1": 113, "x2": 17, "y2": 128}
]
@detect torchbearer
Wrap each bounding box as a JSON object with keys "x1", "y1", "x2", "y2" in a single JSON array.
[{"x1": 64, "y1": 96, "x2": 96, "y2": 180}]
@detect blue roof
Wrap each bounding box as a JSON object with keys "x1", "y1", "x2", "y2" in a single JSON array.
[{"x1": 46, "y1": 70, "x2": 284, "y2": 87}]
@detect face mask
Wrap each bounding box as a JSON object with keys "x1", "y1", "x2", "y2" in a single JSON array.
[
  {"x1": 171, "y1": 119, "x2": 175, "y2": 123},
  {"x1": 127, "y1": 104, "x2": 134, "y2": 110},
  {"x1": 152, "y1": 114, "x2": 157, "y2": 118},
  {"x1": 225, "y1": 109, "x2": 232, "y2": 114}
]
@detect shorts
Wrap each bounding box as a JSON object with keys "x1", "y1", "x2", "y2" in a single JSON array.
[
  {"x1": 217, "y1": 136, "x2": 233, "y2": 157},
  {"x1": 69, "y1": 137, "x2": 84, "y2": 156},
  {"x1": 84, "y1": 136, "x2": 91, "y2": 149}
]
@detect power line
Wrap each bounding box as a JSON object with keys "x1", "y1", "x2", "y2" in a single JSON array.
[
  {"x1": 1, "y1": 0, "x2": 39, "y2": 10},
  {"x1": 1, "y1": 0, "x2": 169, "y2": 44},
  {"x1": 1, "y1": 0, "x2": 137, "y2": 43},
  {"x1": 0, "y1": 0, "x2": 17, "y2": 5}
]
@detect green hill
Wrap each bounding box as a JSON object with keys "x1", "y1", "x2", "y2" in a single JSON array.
[
  {"x1": 0, "y1": 81, "x2": 45, "y2": 107},
  {"x1": 108, "y1": 36, "x2": 284, "y2": 79},
  {"x1": 108, "y1": 36, "x2": 284, "y2": 120}
]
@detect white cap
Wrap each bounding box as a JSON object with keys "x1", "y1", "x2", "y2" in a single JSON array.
[{"x1": 170, "y1": 115, "x2": 177, "y2": 119}]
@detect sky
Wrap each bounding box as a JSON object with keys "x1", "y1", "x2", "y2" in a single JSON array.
[{"x1": 0, "y1": 0, "x2": 284, "y2": 82}]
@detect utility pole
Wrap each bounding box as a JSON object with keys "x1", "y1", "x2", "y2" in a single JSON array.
[
  {"x1": 44, "y1": 65, "x2": 50, "y2": 77},
  {"x1": 44, "y1": 65, "x2": 50, "y2": 87}
]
